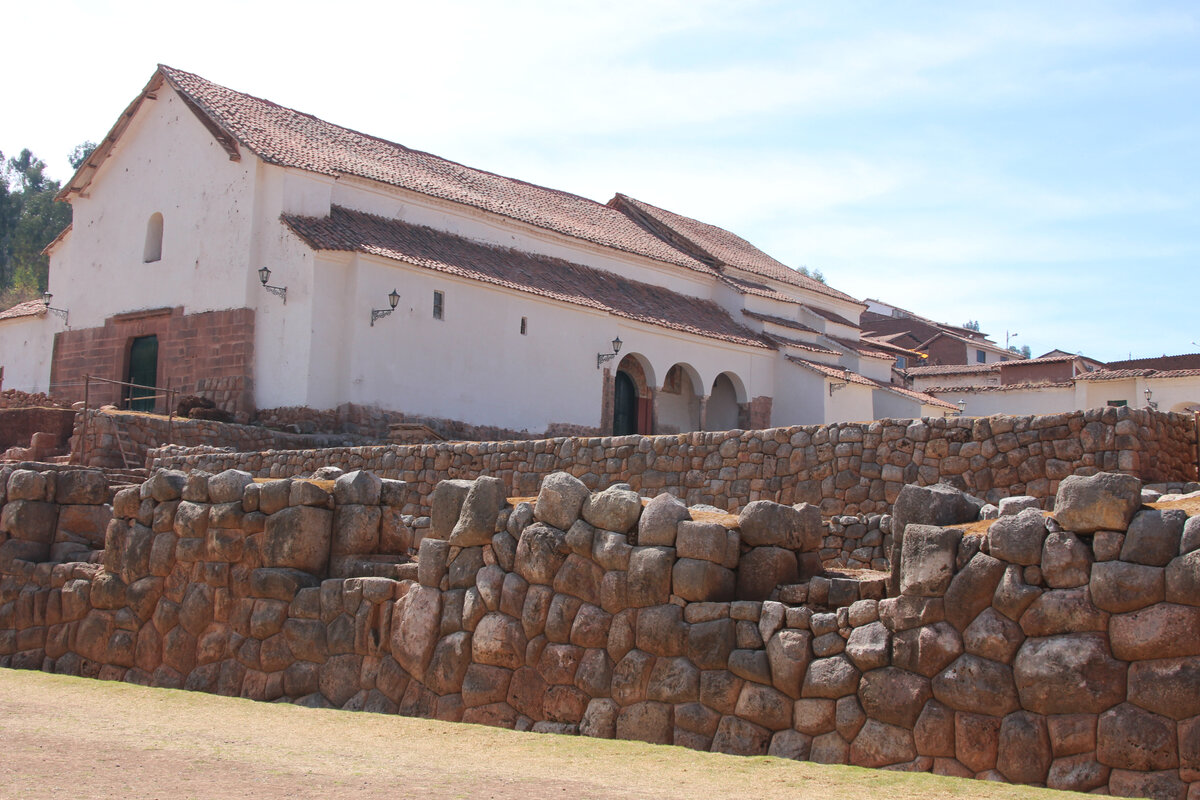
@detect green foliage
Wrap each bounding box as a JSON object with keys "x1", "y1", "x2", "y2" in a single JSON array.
[
  {"x1": 1006, "y1": 344, "x2": 1032, "y2": 359},
  {"x1": 0, "y1": 145, "x2": 83, "y2": 306},
  {"x1": 68, "y1": 141, "x2": 97, "y2": 171},
  {"x1": 797, "y1": 265, "x2": 827, "y2": 284},
  {"x1": 963, "y1": 320, "x2": 981, "y2": 331}
]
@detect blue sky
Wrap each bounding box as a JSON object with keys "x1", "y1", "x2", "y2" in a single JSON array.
[{"x1": 4, "y1": 1, "x2": 1197, "y2": 361}]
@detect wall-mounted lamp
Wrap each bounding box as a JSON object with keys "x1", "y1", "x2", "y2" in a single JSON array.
[
  {"x1": 1144, "y1": 387, "x2": 1158, "y2": 410},
  {"x1": 370, "y1": 289, "x2": 401, "y2": 327},
  {"x1": 41, "y1": 292, "x2": 68, "y2": 324},
  {"x1": 596, "y1": 336, "x2": 623, "y2": 369},
  {"x1": 829, "y1": 369, "x2": 851, "y2": 396},
  {"x1": 258, "y1": 266, "x2": 287, "y2": 304}
]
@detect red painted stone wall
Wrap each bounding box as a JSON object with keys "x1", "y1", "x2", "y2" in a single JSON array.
[{"x1": 49, "y1": 307, "x2": 254, "y2": 416}]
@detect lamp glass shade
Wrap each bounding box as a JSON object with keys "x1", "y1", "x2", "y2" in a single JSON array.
[
  {"x1": 611, "y1": 336, "x2": 622, "y2": 354},
  {"x1": 258, "y1": 266, "x2": 271, "y2": 285},
  {"x1": 42, "y1": 292, "x2": 52, "y2": 307},
  {"x1": 388, "y1": 289, "x2": 400, "y2": 309}
]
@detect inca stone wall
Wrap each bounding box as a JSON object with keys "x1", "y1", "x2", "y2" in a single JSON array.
[
  {"x1": 150, "y1": 407, "x2": 1198, "y2": 519},
  {"x1": 1, "y1": 465, "x2": 1197, "y2": 799}
]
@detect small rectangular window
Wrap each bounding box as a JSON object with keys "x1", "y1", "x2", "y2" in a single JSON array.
[
  {"x1": 895, "y1": 356, "x2": 906, "y2": 369},
  {"x1": 433, "y1": 291, "x2": 444, "y2": 320},
  {"x1": 520, "y1": 316, "x2": 527, "y2": 335},
  {"x1": 976, "y1": 350, "x2": 986, "y2": 363},
  {"x1": 1107, "y1": 400, "x2": 1127, "y2": 407}
]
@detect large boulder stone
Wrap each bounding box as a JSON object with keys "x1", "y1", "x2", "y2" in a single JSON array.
[
  {"x1": 1127, "y1": 657, "x2": 1200, "y2": 720},
  {"x1": 636, "y1": 492, "x2": 690, "y2": 547},
  {"x1": 1047, "y1": 754, "x2": 1110, "y2": 793},
  {"x1": 615, "y1": 701, "x2": 673, "y2": 745},
  {"x1": 944, "y1": 552, "x2": 1006, "y2": 630},
  {"x1": 987, "y1": 508, "x2": 1048, "y2": 566},
  {"x1": 734, "y1": 683, "x2": 793, "y2": 730},
  {"x1": 1019, "y1": 588, "x2": 1107, "y2": 637},
  {"x1": 262, "y1": 505, "x2": 331, "y2": 574},
  {"x1": 514, "y1": 523, "x2": 570, "y2": 586},
  {"x1": 535, "y1": 472, "x2": 590, "y2": 531},
  {"x1": 899, "y1": 525, "x2": 961, "y2": 597},
  {"x1": 711, "y1": 715, "x2": 771, "y2": 755},
  {"x1": 1, "y1": 499, "x2": 58, "y2": 544},
  {"x1": 1110, "y1": 603, "x2": 1200, "y2": 660},
  {"x1": 735, "y1": 547, "x2": 798, "y2": 601},
  {"x1": 675, "y1": 521, "x2": 728, "y2": 564},
  {"x1": 1041, "y1": 531, "x2": 1092, "y2": 588},
  {"x1": 449, "y1": 476, "x2": 507, "y2": 547},
  {"x1": 801, "y1": 655, "x2": 860, "y2": 699},
  {"x1": 1053, "y1": 472, "x2": 1142, "y2": 533},
  {"x1": 849, "y1": 719, "x2": 917, "y2": 768},
  {"x1": 889, "y1": 483, "x2": 982, "y2": 593},
  {"x1": 671, "y1": 558, "x2": 734, "y2": 602},
  {"x1": 581, "y1": 486, "x2": 642, "y2": 534},
  {"x1": 992, "y1": 563, "x2": 1042, "y2": 621},
  {"x1": 1121, "y1": 508, "x2": 1186, "y2": 566},
  {"x1": 54, "y1": 469, "x2": 109, "y2": 505},
  {"x1": 1097, "y1": 703, "x2": 1178, "y2": 771},
  {"x1": 1166, "y1": 551, "x2": 1200, "y2": 606},
  {"x1": 932, "y1": 654, "x2": 1019, "y2": 717},
  {"x1": 430, "y1": 479, "x2": 473, "y2": 540},
  {"x1": 333, "y1": 469, "x2": 382, "y2": 506},
  {"x1": 207, "y1": 469, "x2": 254, "y2": 504},
  {"x1": 627, "y1": 546, "x2": 673, "y2": 607},
  {"x1": 859, "y1": 667, "x2": 931, "y2": 728},
  {"x1": 390, "y1": 585, "x2": 442, "y2": 678},
  {"x1": 765, "y1": 628, "x2": 811, "y2": 697},
  {"x1": 1014, "y1": 634, "x2": 1127, "y2": 714},
  {"x1": 1090, "y1": 561, "x2": 1164, "y2": 613},
  {"x1": 737, "y1": 501, "x2": 821, "y2": 551},
  {"x1": 472, "y1": 612, "x2": 527, "y2": 670},
  {"x1": 331, "y1": 504, "x2": 380, "y2": 556},
  {"x1": 962, "y1": 607, "x2": 1023, "y2": 663},
  {"x1": 996, "y1": 711, "x2": 1052, "y2": 784},
  {"x1": 845, "y1": 621, "x2": 890, "y2": 673},
  {"x1": 891, "y1": 621, "x2": 962, "y2": 677}
]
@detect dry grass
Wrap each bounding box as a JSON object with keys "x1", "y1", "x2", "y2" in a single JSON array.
[{"x1": 0, "y1": 669, "x2": 1081, "y2": 800}]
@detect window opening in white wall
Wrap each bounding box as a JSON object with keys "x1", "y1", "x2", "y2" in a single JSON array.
[
  {"x1": 433, "y1": 291, "x2": 444, "y2": 320},
  {"x1": 975, "y1": 350, "x2": 986, "y2": 363},
  {"x1": 520, "y1": 317, "x2": 527, "y2": 335},
  {"x1": 143, "y1": 213, "x2": 164, "y2": 263}
]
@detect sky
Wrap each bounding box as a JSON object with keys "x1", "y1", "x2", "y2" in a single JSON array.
[{"x1": 3, "y1": 0, "x2": 1197, "y2": 362}]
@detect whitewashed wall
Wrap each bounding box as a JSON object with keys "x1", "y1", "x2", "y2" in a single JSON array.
[
  {"x1": 48, "y1": 87, "x2": 258, "y2": 328},
  {"x1": 0, "y1": 315, "x2": 63, "y2": 394}
]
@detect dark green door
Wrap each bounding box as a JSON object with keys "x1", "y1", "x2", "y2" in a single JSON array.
[
  {"x1": 127, "y1": 335, "x2": 158, "y2": 412},
  {"x1": 613, "y1": 371, "x2": 636, "y2": 436}
]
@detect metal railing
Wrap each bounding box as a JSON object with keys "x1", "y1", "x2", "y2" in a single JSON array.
[{"x1": 80, "y1": 375, "x2": 180, "y2": 468}]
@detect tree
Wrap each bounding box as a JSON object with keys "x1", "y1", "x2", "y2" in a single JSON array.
[
  {"x1": 0, "y1": 145, "x2": 82, "y2": 306},
  {"x1": 69, "y1": 141, "x2": 97, "y2": 170},
  {"x1": 1007, "y1": 344, "x2": 1032, "y2": 359},
  {"x1": 797, "y1": 265, "x2": 827, "y2": 285},
  {"x1": 963, "y1": 320, "x2": 981, "y2": 331}
]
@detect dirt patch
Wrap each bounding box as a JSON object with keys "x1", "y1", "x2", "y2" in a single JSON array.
[{"x1": 0, "y1": 669, "x2": 1075, "y2": 800}]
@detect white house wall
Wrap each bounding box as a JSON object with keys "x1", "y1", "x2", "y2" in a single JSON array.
[
  {"x1": 0, "y1": 317, "x2": 63, "y2": 394},
  {"x1": 939, "y1": 386, "x2": 1077, "y2": 417},
  {"x1": 772, "y1": 360, "x2": 828, "y2": 426},
  {"x1": 49, "y1": 87, "x2": 258, "y2": 328},
  {"x1": 826, "y1": 382, "x2": 874, "y2": 424},
  {"x1": 872, "y1": 387, "x2": 923, "y2": 420}
]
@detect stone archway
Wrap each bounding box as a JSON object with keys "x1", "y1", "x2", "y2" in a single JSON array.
[
  {"x1": 707, "y1": 372, "x2": 742, "y2": 431},
  {"x1": 657, "y1": 363, "x2": 702, "y2": 433},
  {"x1": 608, "y1": 353, "x2": 655, "y2": 435}
]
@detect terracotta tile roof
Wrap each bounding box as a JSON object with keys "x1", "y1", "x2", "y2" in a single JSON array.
[
  {"x1": 1105, "y1": 353, "x2": 1200, "y2": 371},
  {"x1": 924, "y1": 381, "x2": 1075, "y2": 393},
  {"x1": 1002, "y1": 354, "x2": 1080, "y2": 366},
  {"x1": 0, "y1": 300, "x2": 47, "y2": 322},
  {"x1": 282, "y1": 206, "x2": 772, "y2": 350},
  {"x1": 801, "y1": 305, "x2": 859, "y2": 329},
  {"x1": 787, "y1": 356, "x2": 958, "y2": 410},
  {"x1": 906, "y1": 363, "x2": 999, "y2": 377},
  {"x1": 719, "y1": 276, "x2": 800, "y2": 305},
  {"x1": 1076, "y1": 368, "x2": 1200, "y2": 382},
  {"x1": 763, "y1": 333, "x2": 841, "y2": 356},
  {"x1": 154, "y1": 66, "x2": 715, "y2": 276},
  {"x1": 742, "y1": 310, "x2": 821, "y2": 334},
  {"x1": 609, "y1": 193, "x2": 860, "y2": 303}
]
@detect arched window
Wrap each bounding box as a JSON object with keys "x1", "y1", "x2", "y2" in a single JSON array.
[{"x1": 143, "y1": 213, "x2": 164, "y2": 263}]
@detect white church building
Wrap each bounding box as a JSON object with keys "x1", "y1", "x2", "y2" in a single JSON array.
[{"x1": 2, "y1": 65, "x2": 954, "y2": 437}]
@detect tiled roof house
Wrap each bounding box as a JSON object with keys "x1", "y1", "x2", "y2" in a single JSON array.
[{"x1": 7, "y1": 65, "x2": 954, "y2": 434}]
